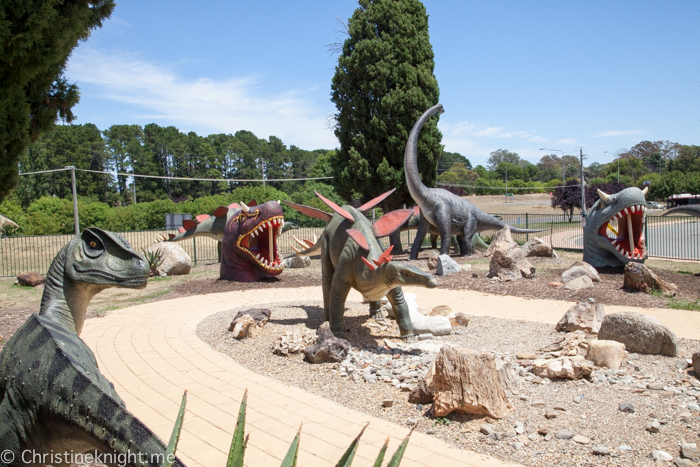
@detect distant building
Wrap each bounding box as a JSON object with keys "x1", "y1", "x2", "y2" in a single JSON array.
[{"x1": 667, "y1": 193, "x2": 700, "y2": 208}]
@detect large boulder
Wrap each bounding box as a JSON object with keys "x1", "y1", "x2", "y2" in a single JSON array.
[
  {"x1": 384, "y1": 293, "x2": 452, "y2": 336},
  {"x1": 598, "y1": 312, "x2": 677, "y2": 356},
  {"x1": 555, "y1": 300, "x2": 605, "y2": 333},
  {"x1": 522, "y1": 236, "x2": 556, "y2": 258},
  {"x1": 623, "y1": 262, "x2": 677, "y2": 296},
  {"x1": 304, "y1": 322, "x2": 350, "y2": 363},
  {"x1": 148, "y1": 242, "x2": 191, "y2": 276},
  {"x1": 432, "y1": 345, "x2": 512, "y2": 419},
  {"x1": 586, "y1": 340, "x2": 626, "y2": 370},
  {"x1": 562, "y1": 261, "x2": 601, "y2": 283},
  {"x1": 564, "y1": 275, "x2": 594, "y2": 291},
  {"x1": 16, "y1": 271, "x2": 46, "y2": 287},
  {"x1": 532, "y1": 356, "x2": 594, "y2": 379},
  {"x1": 230, "y1": 315, "x2": 256, "y2": 339},
  {"x1": 436, "y1": 255, "x2": 461, "y2": 276},
  {"x1": 230, "y1": 308, "x2": 271, "y2": 330},
  {"x1": 487, "y1": 227, "x2": 536, "y2": 281}
]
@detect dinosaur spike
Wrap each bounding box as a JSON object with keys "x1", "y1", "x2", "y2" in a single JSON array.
[
  {"x1": 212, "y1": 206, "x2": 229, "y2": 217},
  {"x1": 240, "y1": 201, "x2": 250, "y2": 213},
  {"x1": 182, "y1": 219, "x2": 197, "y2": 231},
  {"x1": 346, "y1": 229, "x2": 370, "y2": 250},
  {"x1": 412, "y1": 205, "x2": 420, "y2": 216},
  {"x1": 228, "y1": 202, "x2": 241, "y2": 209},
  {"x1": 371, "y1": 209, "x2": 414, "y2": 238},
  {"x1": 303, "y1": 239, "x2": 314, "y2": 248},
  {"x1": 377, "y1": 245, "x2": 394, "y2": 264},
  {"x1": 289, "y1": 242, "x2": 302, "y2": 254},
  {"x1": 357, "y1": 188, "x2": 397, "y2": 213},
  {"x1": 361, "y1": 256, "x2": 376, "y2": 271},
  {"x1": 312, "y1": 234, "x2": 317, "y2": 245},
  {"x1": 248, "y1": 199, "x2": 258, "y2": 207},
  {"x1": 168, "y1": 233, "x2": 175, "y2": 240},
  {"x1": 178, "y1": 227, "x2": 186, "y2": 234},
  {"x1": 293, "y1": 235, "x2": 308, "y2": 249},
  {"x1": 283, "y1": 200, "x2": 333, "y2": 222},
  {"x1": 641, "y1": 186, "x2": 648, "y2": 196},
  {"x1": 314, "y1": 190, "x2": 354, "y2": 222},
  {"x1": 195, "y1": 214, "x2": 210, "y2": 223}
]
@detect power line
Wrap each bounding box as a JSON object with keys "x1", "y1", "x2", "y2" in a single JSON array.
[
  {"x1": 437, "y1": 182, "x2": 580, "y2": 190},
  {"x1": 19, "y1": 167, "x2": 333, "y2": 183}
]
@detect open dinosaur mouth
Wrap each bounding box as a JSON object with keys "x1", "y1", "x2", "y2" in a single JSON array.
[
  {"x1": 238, "y1": 215, "x2": 284, "y2": 271},
  {"x1": 598, "y1": 204, "x2": 647, "y2": 260}
]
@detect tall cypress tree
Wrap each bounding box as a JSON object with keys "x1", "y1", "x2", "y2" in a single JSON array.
[
  {"x1": 0, "y1": 0, "x2": 114, "y2": 202},
  {"x1": 330, "y1": 0, "x2": 442, "y2": 212}
]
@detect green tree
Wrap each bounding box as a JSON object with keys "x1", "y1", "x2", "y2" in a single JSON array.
[
  {"x1": 330, "y1": 0, "x2": 442, "y2": 211},
  {"x1": 487, "y1": 149, "x2": 521, "y2": 170},
  {"x1": 437, "y1": 151, "x2": 471, "y2": 174},
  {"x1": 104, "y1": 124, "x2": 145, "y2": 205},
  {"x1": 0, "y1": 0, "x2": 114, "y2": 202}
]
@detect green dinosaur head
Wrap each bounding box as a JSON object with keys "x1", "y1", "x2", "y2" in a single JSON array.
[
  {"x1": 65, "y1": 228, "x2": 149, "y2": 288},
  {"x1": 388, "y1": 263, "x2": 439, "y2": 289}
]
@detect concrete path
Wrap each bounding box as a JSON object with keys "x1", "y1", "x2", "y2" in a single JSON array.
[{"x1": 80, "y1": 286, "x2": 700, "y2": 467}]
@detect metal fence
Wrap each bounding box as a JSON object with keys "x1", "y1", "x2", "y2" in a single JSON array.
[{"x1": 1, "y1": 215, "x2": 698, "y2": 277}]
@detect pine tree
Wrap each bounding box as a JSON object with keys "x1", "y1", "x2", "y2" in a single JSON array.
[
  {"x1": 0, "y1": 0, "x2": 114, "y2": 202},
  {"x1": 330, "y1": 0, "x2": 442, "y2": 211}
]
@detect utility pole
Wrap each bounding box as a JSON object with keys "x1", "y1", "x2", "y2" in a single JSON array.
[
  {"x1": 505, "y1": 165, "x2": 508, "y2": 202},
  {"x1": 580, "y1": 148, "x2": 586, "y2": 218},
  {"x1": 66, "y1": 166, "x2": 79, "y2": 235},
  {"x1": 132, "y1": 176, "x2": 137, "y2": 204},
  {"x1": 261, "y1": 159, "x2": 266, "y2": 188}
]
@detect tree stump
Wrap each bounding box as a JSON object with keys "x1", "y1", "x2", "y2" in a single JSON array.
[
  {"x1": 432, "y1": 344, "x2": 512, "y2": 419},
  {"x1": 623, "y1": 262, "x2": 678, "y2": 296},
  {"x1": 304, "y1": 322, "x2": 350, "y2": 363}
]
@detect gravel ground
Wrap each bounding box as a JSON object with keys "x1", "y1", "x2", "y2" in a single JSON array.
[{"x1": 198, "y1": 300, "x2": 700, "y2": 467}]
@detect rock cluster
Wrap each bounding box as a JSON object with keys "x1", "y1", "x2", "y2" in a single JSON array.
[
  {"x1": 229, "y1": 308, "x2": 271, "y2": 339},
  {"x1": 272, "y1": 329, "x2": 317, "y2": 356}
]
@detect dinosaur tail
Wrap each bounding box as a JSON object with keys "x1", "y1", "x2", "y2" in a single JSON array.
[
  {"x1": 284, "y1": 234, "x2": 321, "y2": 259},
  {"x1": 475, "y1": 211, "x2": 547, "y2": 235},
  {"x1": 168, "y1": 206, "x2": 231, "y2": 243},
  {"x1": 662, "y1": 205, "x2": 700, "y2": 218}
]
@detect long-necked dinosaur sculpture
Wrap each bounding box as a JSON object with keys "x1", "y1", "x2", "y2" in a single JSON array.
[
  {"x1": 167, "y1": 200, "x2": 293, "y2": 282},
  {"x1": 284, "y1": 189, "x2": 438, "y2": 340},
  {"x1": 583, "y1": 187, "x2": 649, "y2": 267},
  {"x1": 404, "y1": 103, "x2": 545, "y2": 259},
  {"x1": 0, "y1": 228, "x2": 186, "y2": 467}
]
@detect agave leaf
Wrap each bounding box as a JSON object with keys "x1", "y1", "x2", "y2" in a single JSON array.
[
  {"x1": 279, "y1": 424, "x2": 302, "y2": 467},
  {"x1": 371, "y1": 437, "x2": 389, "y2": 467},
  {"x1": 335, "y1": 422, "x2": 368, "y2": 467},
  {"x1": 386, "y1": 425, "x2": 415, "y2": 467},
  {"x1": 226, "y1": 389, "x2": 248, "y2": 467},
  {"x1": 161, "y1": 390, "x2": 187, "y2": 467}
]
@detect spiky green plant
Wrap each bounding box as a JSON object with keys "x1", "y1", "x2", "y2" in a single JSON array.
[
  {"x1": 142, "y1": 247, "x2": 165, "y2": 277},
  {"x1": 162, "y1": 390, "x2": 412, "y2": 466}
]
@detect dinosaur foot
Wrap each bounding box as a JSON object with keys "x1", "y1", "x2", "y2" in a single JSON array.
[
  {"x1": 369, "y1": 307, "x2": 386, "y2": 320},
  {"x1": 400, "y1": 334, "x2": 417, "y2": 343}
]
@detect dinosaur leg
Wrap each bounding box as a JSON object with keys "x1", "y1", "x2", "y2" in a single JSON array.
[
  {"x1": 328, "y1": 275, "x2": 352, "y2": 336},
  {"x1": 453, "y1": 235, "x2": 462, "y2": 254},
  {"x1": 430, "y1": 234, "x2": 438, "y2": 249},
  {"x1": 320, "y1": 235, "x2": 334, "y2": 322},
  {"x1": 460, "y1": 217, "x2": 478, "y2": 256},
  {"x1": 369, "y1": 300, "x2": 385, "y2": 320},
  {"x1": 409, "y1": 215, "x2": 430, "y2": 260},
  {"x1": 435, "y1": 209, "x2": 453, "y2": 256},
  {"x1": 386, "y1": 287, "x2": 415, "y2": 341}
]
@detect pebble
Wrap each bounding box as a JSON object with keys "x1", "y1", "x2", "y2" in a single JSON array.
[
  {"x1": 573, "y1": 395, "x2": 582, "y2": 403},
  {"x1": 480, "y1": 424, "x2": 496, "y2": 435},
  {"x1": 675, "y1": 359, "x2": 690, "y2": 369},
  {"x1": 674, "y1": 458, "x2": 696, "y2": 467},
  {"x1": 648, "y1": 382, "x2": 666, "y2": 390},
  {"x1": 688, "y1": 403, "x2": 700, "y2": 412},
  {"x1": 514, "y1": 421, "x2": 525, "y2": 434},
  {"x1": 619, "y1": 402, "x2": 635, "y2": 413},
  {"x1": 486, "y1": 432, "x2": 501, "y2": 441},
  {"x1": 554, "y1": 429, "x2": 575, "y2": 440},
  {"x1": 681, "y1": 443, "x2": 700, "y2": 459},
  {"x1": 650, "y1": 450, "x2": 674, "y2": 462},
  {"x1": 646, "y1": 419, "x2": 661, "y2": 433},
  {"x1": 531, "y1": 400, "x2": 546, "y2": 407},
  {"x1": 545, "y1": 409, "x2": 557, "y2": 419},
  {"x1": 618, "y1": 445, "x2": 633, "y2": 453},
  {"x1": 573, "y1": 435, "x2": 590, "y2": 444},
  {"x1": 512, "y1": 442, "x2": 524, "y2": 450},
  {"x1": 503, "y1": 429, "x2": 517, "y2": 438},
  {"x1": 592, "y1": 445, "x2": 612, "y2": 456},
  {"x1": 382, "y1": 399, "x2": 393, "y2": 408}
]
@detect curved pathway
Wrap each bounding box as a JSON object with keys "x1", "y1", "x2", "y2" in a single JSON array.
[{"x1": 80, "y1": 286, "x2": 700, "y2": 466}]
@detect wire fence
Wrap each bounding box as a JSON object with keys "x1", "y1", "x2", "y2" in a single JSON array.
[{"x1": 1, "y1": 215, "x2": 697, "y2": 277}]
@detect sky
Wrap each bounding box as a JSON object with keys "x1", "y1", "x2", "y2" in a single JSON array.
[{"x1": 66, "y1": 1, "x2": 700, "y2": 168}]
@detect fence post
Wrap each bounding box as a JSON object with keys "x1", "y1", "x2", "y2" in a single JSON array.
[
  {"x1": 193, "y1": 236, "x2": 197, "y2": 267},
  {"x1": 526, "y1": 213, "x2": 529, "y2": 242}
]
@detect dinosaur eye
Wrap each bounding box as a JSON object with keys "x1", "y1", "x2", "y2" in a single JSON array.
[
  {"x1": 83, "y1": 232, "x2": 104, "y2": 258},
  {"x1": 238, "y1": 214, "x2": 246, "y2": 222}
]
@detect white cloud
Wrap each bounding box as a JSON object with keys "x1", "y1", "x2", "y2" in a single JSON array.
[
  {"x1": 66, "y1": 49, "x2": 338, "y2": 150},
  {"x1": 556, "y1": 138, "x2": 577, "y2": 145},
  {"x1": 593, "y1": 130, "x2": 643, "y2": 137}
]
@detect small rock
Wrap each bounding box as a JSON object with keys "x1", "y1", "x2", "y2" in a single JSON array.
[
  {"x1": 688, "y1": 403, "x2": 700, "y2": 412},
  {"x1": 480, "y1": 423, "x2": 496, "y2": 436},
  {"x1": 15, "y1": 271, "x2": 46, "y2": 287},
  {"x1": 517, "y1": 352, "x2": 537, "y2": 360},
  {"x1": 547, "y1": 282, "x2": 562, "y2": 287},
  {"x1": 573, "y1": 435, "x2": 590, "y2": 444},
  {"x1": 537, "y1": 427, "x2": 550, "y2": 436},
  {"x1": 531, "y1": 400, "x2": 546, "y2": 407},
  {"x1": 486, "y1": 432, "x2": 501, "y2": 441},
  {"x1": 592, "y1": 445, "x2": 612, "y2": 456},
  {"x1": 553, "y1": 405, "x2": 567, "y2": 411},
  {"x1": 650, "y1": 450, "x2": 674, "y2": 462},
  {"x1": 674, "y1": 458, "x2": 696, "y2": 467},
  {"x1": 382, "y1": 399, "x2": 394, "y2": 408},
  {"x1": 545, "y1": 410, "x2": 557, "y2": 419},
  {"x1": 544, "y1": 432, "x2": 553, "y2": 441},
  {"x1": 676, "y1": 359, "x2": 690, "y2": 370},
  {"x1": 573, "y1": 395, "x2": 582, "y2": 403},
  {"x1": 436, "y1": 255, "x2": 462, "y2": 276},
  {"x1": 619, "y1": 402, "x2": 635, "y2": 413},
  {"x1": 514, "y1": 421, "x2": 525, "y2": 434},
  {"x1": 554, "y1": 429, "x2": 575, "y2": 440},
  {"x1": 564, "y1": 275, "x2": 594, "y2": 291},
  {"x1": 646, "y1": 419, "x2": 661, "y2": 433},
  {"x1": 406, "y1": 418, "x2": 417, "y2": 426},
  {"x1": 503, "y1": 430, "x2": 517, "y2": 438},
  {"x1": 587, "y1": 340, "x2": 627, "y2": 370},
  {"x1": 619, "y1": 445, "x2": 633, "y2": 453},
  {"x1": 512, "y1": 442, "x2": 524, "y2": 450},
  {"x1": 648, "y1": 382, "x2": 665, "y2": 390},
  {"x1": 681, "y1": 443, "x2": 700, "y2": 459},
  {"x1": 679, "y1": 412, "x2": 693, "y2": 422}
]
